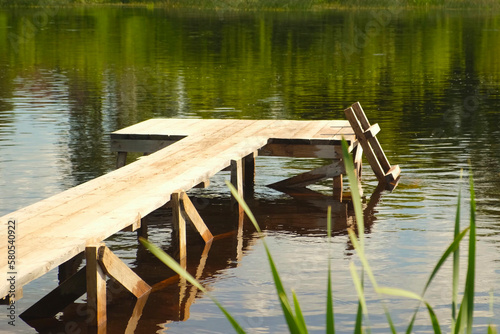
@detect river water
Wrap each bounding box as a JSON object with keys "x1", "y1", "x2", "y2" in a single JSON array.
[{"x1": 0, "y1": 6, "x2": 499, "y2": 333}]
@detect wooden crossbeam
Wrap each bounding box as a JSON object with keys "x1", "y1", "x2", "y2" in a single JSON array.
[
  {"x1": 344, "y1": 102, "x2": 400, "y2": 188},
  {"x1": 268, "y1": 160, "x2": 345, "y2": 189}
]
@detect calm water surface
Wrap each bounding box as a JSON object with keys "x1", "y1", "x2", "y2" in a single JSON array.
[{"x1": 0, "y1": 6, "x2": 499, "y2": 333}]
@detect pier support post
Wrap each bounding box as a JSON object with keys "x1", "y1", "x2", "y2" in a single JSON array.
[
  {"x1": 171, "y1": 193, "x2": 187, "y2": 263},
  {"x1": 86, "y1": 244, "x2": 107, "y2": 328},
  {"x1": 171, "y1": 191, "x2": 214, "y2": 265},
  {"x1": 231, "y1": 159, "x2": 244, "y2": 214},
  {"x1": 243, "y1": 151, "x2": 257, "y2": 197},
  {"x1": 116, "y1": 152, "x2": 128, "y2": 168},
  {"x1": 231, "y1": 159, "x2": 244, "y2": 199}
]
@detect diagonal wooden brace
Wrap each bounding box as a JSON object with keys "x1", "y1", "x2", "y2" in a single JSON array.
[
  {"x1": 171, "y1": 191, "x2": 214, "y2": 264},
  {"x1": 268, "y1": 160, "x2": 345, "y2": 189},
  {"x1": 86, "y1": 243, "x2": 152, "y2": 327}
]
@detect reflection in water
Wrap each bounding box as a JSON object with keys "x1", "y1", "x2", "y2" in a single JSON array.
[
  {"x1": 23, "y1": 184, "x2": 384, "y2": 333},
  {"x1": 1, "y1": 6, "x2": 500, "y2": 333}
]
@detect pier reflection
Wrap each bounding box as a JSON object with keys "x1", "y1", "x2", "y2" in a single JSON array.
[{"x1": 25, "y1": 185, "x2": 385, "y2": 334}]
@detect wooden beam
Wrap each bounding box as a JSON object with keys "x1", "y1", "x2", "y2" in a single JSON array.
[
  {"x1": 121, "y1": 213, "x2": 142, "y2": 232},
  {"x1": 98, "y1": 246, "x2": 151, "y2": 298},
  {"x1": 194, "y1": 180, "x2": 210, "y2": 188},
  {"x1": 363, "y1": 123, "x2": 380, "y2": 139},
  {"x1": 259, "y1": 143, "x2": 342, "y2": 159},
  {"x1": 230, "y1": 159, "x2": 244, "y2": 204},
  {"x1": 353, "y1": 144, "x2": 363, "y2": 179},
  {"x1": 243, "y1": 151, "x2": 257, "y2": 196},
  {"x1": 110, "y1": 139, "x2": 179, "y2": 155},
  {"x1": 171, "y1": 193, "x2": 187, "y2": 261},
  {"x1": 180, "y1": 192, "x2": 214, "y2": 243},
  {"x1": 86, "y1": 244, "x2": 107, "y2": 328},
  {"x1": 268, "y1": 161, "x2": 345, "y2": 189},
  {"x1": 116, "y1": 152, "x2": 128, "y2": 168}
]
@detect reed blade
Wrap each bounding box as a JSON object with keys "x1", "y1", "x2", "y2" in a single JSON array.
[
  {"x1": 292, "y1": 291, "x2": 308, "y2": 334},
  {"x1": 452, "y1": 172, "x2": 462, "y2": 322},
  {"x1": 326, "y1": 206, "x2": 335, "y2": 333},
  {"x1": 464, "y1": 170, "x2": 476, "y2": 333},
  {"x1": 140, "y1": 238, "x2": 247, "y2": 333},
  {"x1": 341, "y1": 138, "x2": 364, "y2": 249},
  {"x1": 425, "y1": 302, "x2": 442, "y2": 334},
  {"x1": 382, "y1": 304, "x2": 397, "y2": 334}
]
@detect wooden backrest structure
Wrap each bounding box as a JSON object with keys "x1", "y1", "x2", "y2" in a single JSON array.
[{"x1": 344, "y1": 102, "x2": 401, "y2": 189}]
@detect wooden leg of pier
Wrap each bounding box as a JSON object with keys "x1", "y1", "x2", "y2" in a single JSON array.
[
  {"x1": 116, "y1": 151, "x2": 128, "y2": 168},
  {"x1": 231, "y1": 158, "x2": 244, "y2": 214},
  {"x1": 243, "y1": 151, "x2": 257, "y2": 196},
  {"x1": 171, "y1": 191, "x2": 214, "y2": 263},
  {"x1": 86, "y1": 244, "x2": 107, "y2": 328},
  {"x1": 171, "y1": 193, "x2": 187, "y2": 262},
  {"x1": 231, "y1": 158, "x2": 244, "y2": 198},
  {"x1": 22, "y1": 245, "x2": 151, "y2": 327},
  {"x1": 353, "y1": 144, "x2": 363, "y2": 179}
]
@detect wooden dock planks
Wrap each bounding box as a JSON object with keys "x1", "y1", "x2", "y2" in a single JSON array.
[
  {"x1": 0, "y1": 119, "x2": 356, "y2": 301},
  {"x1": 0, "y1": 108, "x2": 398, "y2": 328}
]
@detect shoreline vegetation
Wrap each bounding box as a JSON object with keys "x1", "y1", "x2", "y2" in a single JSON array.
[{"x1": 0, "y1": 0, "x2": 499, "y2": 9}]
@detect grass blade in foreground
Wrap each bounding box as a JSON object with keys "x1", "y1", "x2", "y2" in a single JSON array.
[
  {"x1": 326, "y1": 206, "x2": 335, "y2": 334},
  {"x1": 226, "y1": 180, "x2": 306, "y2": 334},
  {"x1": 452, "y1": 171, "x2": 462, "y2": 323},
  {"x1": 139, "y1": 237, "x2": 246, "y2": 334}
]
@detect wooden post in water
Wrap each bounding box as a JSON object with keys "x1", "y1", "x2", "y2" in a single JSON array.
[{"x1": 86, "y1": 244, "x2": 107, "y2": 328}]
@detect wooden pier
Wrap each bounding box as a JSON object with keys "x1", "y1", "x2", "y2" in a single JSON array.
[{"x1": 0, "y1": 102, "x2": 399, "y2": 330}]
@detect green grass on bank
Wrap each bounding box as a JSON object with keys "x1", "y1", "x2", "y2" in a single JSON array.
[{"x1": 0, "y1": 0, "x2": 499, "y2": 9}]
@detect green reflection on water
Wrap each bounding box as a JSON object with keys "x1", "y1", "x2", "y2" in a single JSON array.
[{"x1": 0, "y1": 7, "x2": 499, "y2": 195}]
